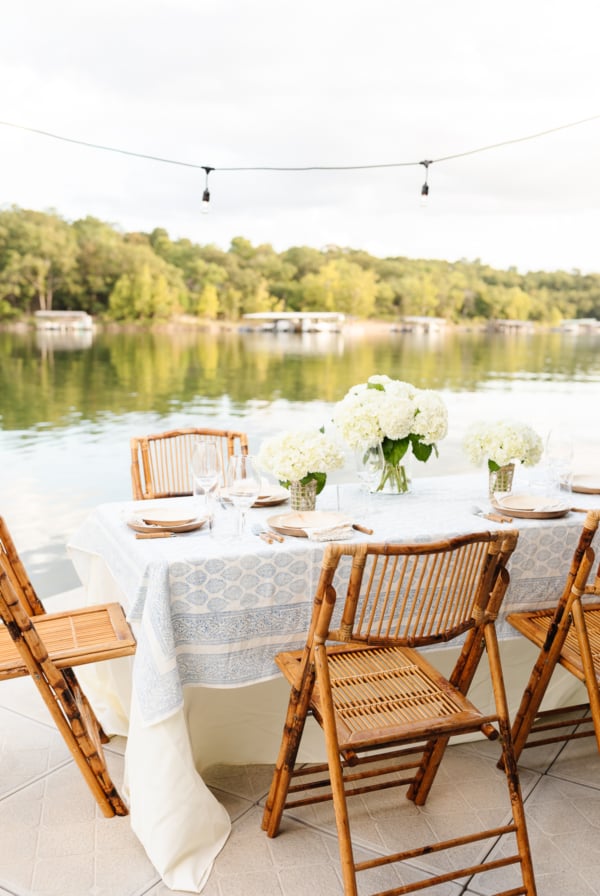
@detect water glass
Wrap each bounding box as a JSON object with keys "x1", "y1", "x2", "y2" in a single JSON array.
[
  {"x1": 544, "y1": 430, "x2": 574, "y2": 494},
  {"x1": 354, "y1": 443, "x2": 385, "y2": 513},
  {"x1": 226, "y1": 455, "x2": 261, "y2": 536},
  {"x1": 209, "y1": 499, "x2": 237, "y2": 542}
]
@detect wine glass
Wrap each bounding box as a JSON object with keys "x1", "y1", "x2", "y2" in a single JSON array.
[
  {"x1": 191, "y1": 441, "x2": 221, "y2": 514},
  {"x1": 354, "y1": 443, "x2": 385, "y2": 512},
  {"x1": 226, "y1": 455, "x2": 262, "y2": 536}
]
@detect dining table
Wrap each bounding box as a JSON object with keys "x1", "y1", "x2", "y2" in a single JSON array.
[{"x1": 66, "y1": 472, "x2": 600, "y2": 893}]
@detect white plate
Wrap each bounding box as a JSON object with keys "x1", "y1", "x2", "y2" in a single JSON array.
[
  {"x1": 572, "y1": 475, "x2": 600, "y2": 495},
  {"x1": 142, "y1": 510, "x2": 198, "y2": 527},
  {"x1": 127, "y1": 516, "x2": 208, "y2": 534},
  {"x1": 494, "y1": 494, "x2": 569, "y2": 520},
  {"x1": 221, "y1": 486, "x2": 289, "y2": 507},
  {"x1": 267, "y1": 511, "x2": 350, "y2": 537}
]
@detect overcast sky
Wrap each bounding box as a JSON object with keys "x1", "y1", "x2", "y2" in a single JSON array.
[{"x1": 1, "y1": 0, "x2": 599, "y2": 273}]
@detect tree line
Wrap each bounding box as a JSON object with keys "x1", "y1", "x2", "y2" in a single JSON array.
[{"x1": 1, "y1": 205, "x2": 599, "y2": 323}]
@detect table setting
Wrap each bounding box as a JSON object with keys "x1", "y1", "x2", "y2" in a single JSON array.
[{"x1": 64, "y1": 374, "x2": 599, "y2": 894}]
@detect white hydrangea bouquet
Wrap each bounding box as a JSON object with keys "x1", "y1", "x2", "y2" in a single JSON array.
[
  {"x1": 257, "y1": 427, "x2": 345, "y2": 496},
  {"x1": 332, "y1": 375, "x2": 448, "y2": 492},
  {"x1": 463, "y1": 420, "x2": 543, "y2": 473}
]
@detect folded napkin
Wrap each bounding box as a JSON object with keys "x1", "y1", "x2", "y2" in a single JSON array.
[{"x1": 304, "y1": 523, "x2": 354, "y2": 542}]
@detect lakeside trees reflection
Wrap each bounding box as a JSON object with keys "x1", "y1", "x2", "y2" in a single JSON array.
[{"x1": 1, "y1": 328, "x2": 599, "y2": 432}]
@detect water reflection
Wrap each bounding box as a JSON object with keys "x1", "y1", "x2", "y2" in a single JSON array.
[
  {"x1": 2, "y1": 327, "x2": 600, "y2": 432},
  {"x1": 0, "y1": 326, "x2": 599, "y2": 598},
  {"x1": 35, "y1": 329, "x2": 94, "y2": 353}
]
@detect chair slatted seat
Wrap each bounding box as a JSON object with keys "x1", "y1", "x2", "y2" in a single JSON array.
[
  {"x1": 130, "y1": 426, "x2": 249, "y2": 500},
  {"x1": 507, "y1": 508, "x2": 600, "y2": 758},
  {"x1": 262, "y1": 531, "x2": 537, "y2": 896},
  {"x1": 0, "y1": 516, "x2": 136, "y2": 817}
]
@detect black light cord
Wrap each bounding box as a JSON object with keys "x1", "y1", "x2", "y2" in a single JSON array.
[
  {"x1": 2, "y1": 114, "x2": 599, "y2": 207},
  {"x1": 1, "y1": 114, "x2": 599, "y2": 174}
]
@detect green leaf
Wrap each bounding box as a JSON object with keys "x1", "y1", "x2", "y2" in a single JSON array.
[
  {"x1": 301, "y1": 471, "x2": 327, "y2": 494},
  {"x1": 367, "y1": 382, "x2": 385, "y2": 391},
  {"x1": 411, "y1": 435, "x2": 433, "y2": 463},
  {"x1": 382, "y1": 436, "x2": 409, "y2": 465},
  {"x1": 487, "y1": 459, "x2": 500, "y2": 472}
]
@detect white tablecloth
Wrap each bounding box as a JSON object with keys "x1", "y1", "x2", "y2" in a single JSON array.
[{"x1": 67, "y1": 474, "x2": 600, "y2": 892}]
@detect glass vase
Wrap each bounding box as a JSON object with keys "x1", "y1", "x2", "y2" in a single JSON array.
[
  {"x1": 376, "y1": 461, "x2": 410, "y2": 494},
  {"x1": 289, "y1": 479, "x2": 318, "y2": 511},
  {"x1": 488, "y1": 462, "x2": 515, "y2": 498}
]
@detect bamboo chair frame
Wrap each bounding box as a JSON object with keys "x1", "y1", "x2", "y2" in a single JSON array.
[
  {"x1": 0, "y1": 516, "x2": 136, "y2": 817},
  {"x1": 507, "y1": 509, "x2": 600, "y2": 760},
  {"x1": 262, "y1": 531, "x2": 537, "y2": 896},
  {"x1": 130, "y1": 426, "x2": 249, "y2": 500}
]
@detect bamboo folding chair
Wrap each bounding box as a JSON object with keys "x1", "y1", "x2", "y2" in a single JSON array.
[
  {"x1": 506, "y1": 508, "x2": 600, "y2": 761},
  {"x1": 0, "y1": 516, "x2": 136, "y2": 817},
  {"x1": 130, "y1": 426, "x2": 249, "y2": 500},
  {"x1": 262, "y1": 532, "x2": 537, "y2": 896}
]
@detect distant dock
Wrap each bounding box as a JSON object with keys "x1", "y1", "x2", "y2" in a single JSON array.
[
  {"x1": 242, "y1": 311, "x2": 345, "y2": 333},
  {"x1": 34, "y1": 310, "x2": 94, "y2": 331}
]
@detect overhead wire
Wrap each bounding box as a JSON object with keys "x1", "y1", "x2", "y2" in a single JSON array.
[{"x1": 1, "y1": 113, "x2": 599, "y2": 174}]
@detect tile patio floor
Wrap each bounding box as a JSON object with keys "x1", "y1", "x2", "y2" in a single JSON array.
[{"x1": 1, "y1": 631, "x2": 599, "y2": 895}]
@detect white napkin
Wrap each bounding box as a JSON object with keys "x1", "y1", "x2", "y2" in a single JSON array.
[{"x1": 304, "y1": 523, "x2": 354, "y2": 542}]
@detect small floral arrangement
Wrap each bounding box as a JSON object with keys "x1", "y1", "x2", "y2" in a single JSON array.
[
  {"x1": 332, "y1": 375, "x2": 448, "y2": 463},
  {"x1": 257, "y1": 428, "x2": 345, "y2": 494},
  {"x1": 463, "y1": 420, "x2": 543, "y2": 472}
]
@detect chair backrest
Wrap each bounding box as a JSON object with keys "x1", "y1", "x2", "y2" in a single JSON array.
[
  {"x1": 130, "y1": 426, "x2": 249, "y2": 500},
  {"x1": 580, "y1": 509, "x2": 600, "y2": 597},
  {"x1": 311, "y1": 531, "x2": 518, "y2": 650},
  {"x1": 538, "y1": 508, "x2": 600, "y2": 627},
  {"x1": 0, "y1": 516, "x2": 45, "y2": 616}
]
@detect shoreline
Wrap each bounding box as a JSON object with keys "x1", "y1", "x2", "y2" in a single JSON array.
[{"x1": 3, "y1": 314, "x2": 598, "y2": 336}]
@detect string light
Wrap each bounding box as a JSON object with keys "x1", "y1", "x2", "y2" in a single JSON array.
[
  {"x1": 420, "y1": 160, "x2": 431, "y2": 206},
  {"x1": 201, "y1": 166, "x2": 213, "y2": 213},
  {"x1": 1, "y1": 114, "x2": 599, "y2": 208}
]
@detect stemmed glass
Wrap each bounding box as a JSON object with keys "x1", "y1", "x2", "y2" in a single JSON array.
[
  {"x1": 354, "y1": 443, "x2": 385, "y2": 512},
  {"x1": 226, "y1": 455, "x2": 262, "y2": 536},
  {"x1": 544, "y1": 430, "x2": 574, "y2": 494},
  {"x1": 191, "y1": 441, "x2": 221, "y2": 515}
]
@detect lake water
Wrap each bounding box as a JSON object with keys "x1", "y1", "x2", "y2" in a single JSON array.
[{"x1": 1, "y1": 323, "x2": 599, "y2": 597}]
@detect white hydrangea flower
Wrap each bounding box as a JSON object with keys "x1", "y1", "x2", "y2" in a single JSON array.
[
  {"x1": 463, "y1": 420, "x2": 543, "y2": 468},
  {"x1": 257, "y1": 428, "x2": 345, "y2": 484},
  {"x1": 332, "y1": 375, "x2": 448, "y2": 462},
  {"x1": 413, "y1": 391, "x2": 449, "y2": 444}
]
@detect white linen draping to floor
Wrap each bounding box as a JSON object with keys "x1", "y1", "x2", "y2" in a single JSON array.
[{"x1": 67, "y1": 473, "x2": 600, "y2": 892}]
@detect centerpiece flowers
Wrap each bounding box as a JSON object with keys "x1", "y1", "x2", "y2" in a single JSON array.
[
  {"x1": 257, "y1": 427, "x2": 345, "y2": 511},
  {"x1": 332, "y1": 375, "x2": 449, "y2": 493},
  {"x1": 463, "y1": 420, "x2": 543, "y2": 496}
]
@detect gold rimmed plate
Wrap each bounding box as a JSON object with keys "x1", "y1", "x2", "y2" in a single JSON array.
[
  {"x1": 493, "y1": 494, "x2": 570, "y2": 520},
  {"x1": 572, "y1": 475, "x2": 600, "y2": 495},
  {"x1": 267, "y1": 511, "x2": 351, "y2": 538}
]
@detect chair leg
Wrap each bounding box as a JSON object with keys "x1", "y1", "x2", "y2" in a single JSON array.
[
  {"x1": 510, "y1": 622, "x2": 570, "y2": 762},
  {"x1": 498, "y1": 718, "x2": 538, "y2": 895},
  {"x1": 485, "y1": 625, "x2": 537, "y2": 895},
  {"x1": 313, "y1": 643, "x2": 358, "y2": 896},
  {"x1": 571, "y1": 600, "x2": 600, "y2": 752},
  {"x1": 262, "y1": 677, "x2": 312, "y2": 836},
  {"x1": 406, "y1": 734, "x2": 451, "y2": 805}
]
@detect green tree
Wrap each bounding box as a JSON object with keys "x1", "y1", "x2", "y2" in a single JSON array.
[
  {"x1": 0, "y1": 207, "x2": 78, "y2": 312},
  {"x1": 300, "y1": 258, "x2": 378, "y2": 316}
]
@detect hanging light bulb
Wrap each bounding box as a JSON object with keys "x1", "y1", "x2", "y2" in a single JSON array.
[
  {"x1": 201, "y1": 166, "x2": 214, "y2": 214},
  {"x1": 419, "y1": 160, "x2": 432, "y2": 207}
]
